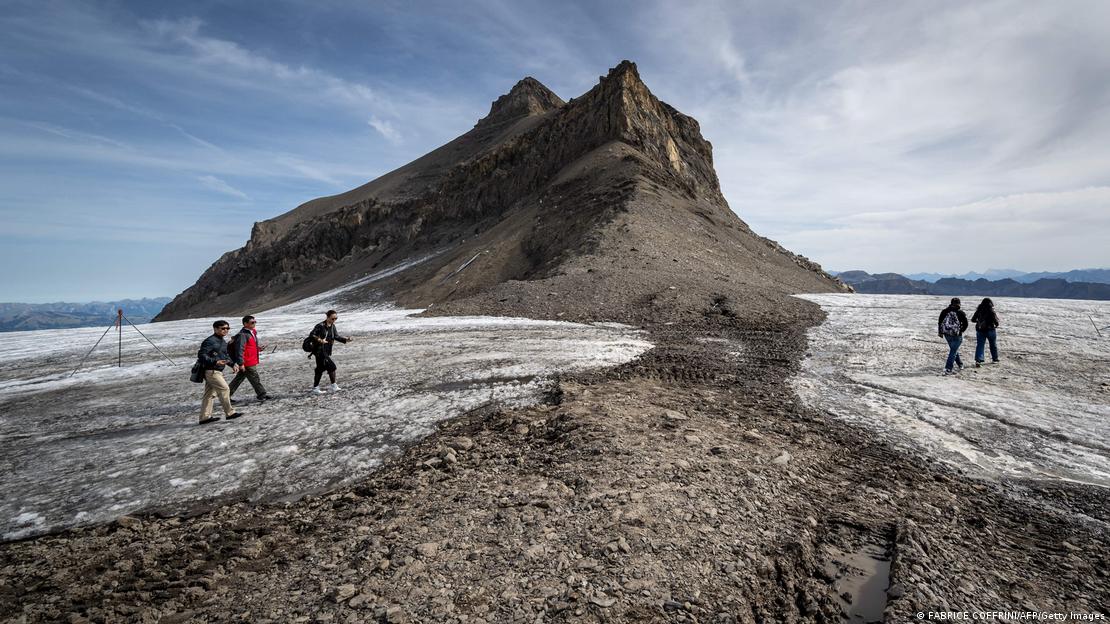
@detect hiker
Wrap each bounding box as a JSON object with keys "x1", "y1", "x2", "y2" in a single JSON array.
[
  {"x1": 197, "y1": 320, "x2": 244, "y2": 424},
  {"x1": 971, "y1": 298, "x2": 1001, "y2": 366},
  {"x1": 229, "y1": 315, "x2": 271, "y2": 403},
  {"x1": 310, "y1": 309, "x2": 353, "y2": 394},
  {"x1": 937, "y1": 297, "x2": 969, "y2": 375}
]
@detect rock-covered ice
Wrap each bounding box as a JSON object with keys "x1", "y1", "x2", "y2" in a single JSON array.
[
  {"x1": 794, "y1": 294, "x2": 1110, "y2": 488},
  {"x1": 0, "y1": 307, "x2": 651, "y2": 540}
]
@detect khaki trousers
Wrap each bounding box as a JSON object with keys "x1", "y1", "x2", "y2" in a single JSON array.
[{"x1": 200, "y1": 370, "x2": 233, "y2": 420}]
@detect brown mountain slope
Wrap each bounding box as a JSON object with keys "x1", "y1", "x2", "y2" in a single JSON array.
[{"x1": 156, "y1": 61, "x2": 844, "y2": 322}]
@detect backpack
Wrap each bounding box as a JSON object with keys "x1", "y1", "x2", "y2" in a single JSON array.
[
  {"x1": 229, "y1": 331, "x2": 244, "y2": 357},
  {"x1": 302, "y1": 333, "x2": 317, "y2": 353},
  {"x1": 189, "y1": 360, "x2": 205, "y2": 383},
  {"x1": 941, "y1": 309, "x2": 962, "y2": 337}
]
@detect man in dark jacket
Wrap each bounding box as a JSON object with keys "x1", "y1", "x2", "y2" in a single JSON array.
[
  {"x1": 937, "y1": 297, "x2": 969, "y2": 375},
  {"x1": 198, "y1": 320, "x2": 244, "y2": 424},
  {"x1": 310, "y1": 310, "x2": 353, "y2": 394},
  {"x1": 229, "y1": 315, "x2": 270, "y2": 402}
]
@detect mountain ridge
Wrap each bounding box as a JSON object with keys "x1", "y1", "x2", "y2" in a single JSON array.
[
  {"x1": 838, "y1": 270, "x2": 1110, "y2": 300},
  {"x1": 0, "y1": 297, "x2": 171, "y2": 332},
  {"x1": 899, "y1": 268, "x2": 1110, "y2": 284},
  {"x1": 157, "y1": 61, "x2": 843, "y2": 323}
]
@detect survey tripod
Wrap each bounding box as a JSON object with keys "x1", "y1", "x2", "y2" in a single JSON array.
[{"x1": 69, "y1": 309, "x2": 177, "y2": 377}]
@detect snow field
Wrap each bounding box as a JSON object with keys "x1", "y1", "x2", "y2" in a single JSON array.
[
  {"x1": 0, "y1": 307, "x2": 651, "y2": 540},
  {"x1": 793, "y1": 294, "x2": 1110, "y2": 488}
]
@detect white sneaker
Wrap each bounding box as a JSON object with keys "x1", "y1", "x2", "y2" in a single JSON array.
[
  {"x1": 329, "y1": 383, "x2": 341, "y2": 392},
  {"x1": 312, "y1": 386, "x2": 325, "y2": 395}
]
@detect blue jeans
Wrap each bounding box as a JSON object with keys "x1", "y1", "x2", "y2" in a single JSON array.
[
  {"x1": 976, "y1": 329, "x2": 999, "y2": 362},
  {"x1": 945, "y1": 335, "x2": 963, "y2": 371}
]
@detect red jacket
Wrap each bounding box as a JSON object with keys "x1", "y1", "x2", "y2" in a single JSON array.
[{"x1": 233, "y1": 327, "x2": 260, "y2": 367}]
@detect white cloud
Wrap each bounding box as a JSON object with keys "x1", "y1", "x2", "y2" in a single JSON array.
[
  {"x1": 197, "y1": 175, "x2": 249, "y2": 200},
  {"x1": 368, "y1": 116, "x2": 402, "y2": 144},
  {"x1": 780, "y1": 187, "x2": 1110, "y2": 274},
  {"x1": 144, "y1": 17, "x2": 386, "y2": 111},
  {"x1": 634, "y1": 0, "x2": 1110, "y2": 272},
  {"x1": 23, "y1": 121, "x2": 131, "y2": 150}
]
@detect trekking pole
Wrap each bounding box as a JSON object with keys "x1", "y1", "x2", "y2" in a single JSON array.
[
  {"x1": 117, "y1": 309, "x2": 123, "y2": 367},
  {"x1": 122, "y1": 314, "x2": 178, "y2": 366},
  {"x1": 70, "y1": 320, "x2": 118, "y2": 377},
  {"x1": 1090, "y1": 315, "x2": 1103, "y2": 338}
]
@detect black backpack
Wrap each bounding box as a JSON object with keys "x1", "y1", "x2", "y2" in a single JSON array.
[
  {"x1": 229, "y1": 331, "x2": 243, "y2": 356},
  {"x1": 302, "y1": 333, "x2": 317, "y2": 353},
  {"x1": 189, "y1": 360, "x2": 205, "y2": 383}
]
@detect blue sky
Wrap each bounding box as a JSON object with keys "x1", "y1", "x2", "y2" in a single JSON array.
[{"x1": 2, "y1": 0, "x2": 1109, "y2": 302}]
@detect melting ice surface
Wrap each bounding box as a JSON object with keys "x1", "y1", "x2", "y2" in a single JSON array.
[
  {"x1": 794, "y1": 294, "x2": 1110, "y2": 488},
  {"x1": 0, "y1": 302, "x2": 651, "y2": 540}
]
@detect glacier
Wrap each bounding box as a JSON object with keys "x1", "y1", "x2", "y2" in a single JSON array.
[
  {"x1": 794, "y1": 294, "x2": 1110, "y2": 488},
  {"x1": 0, "y1": 303, "x2": 650, "y2": 540}
]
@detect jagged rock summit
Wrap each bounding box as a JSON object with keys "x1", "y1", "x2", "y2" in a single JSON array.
[
  {"x1": 479, "y1": 77, "x2": 564, "y2": 128},
  {"x1": 157, "y1": 61, "x2": 844, "y2": 323}
]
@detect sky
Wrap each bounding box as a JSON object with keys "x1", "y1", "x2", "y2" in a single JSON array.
[{"x1": 2, "y1": 0, "x2": 1109, "y2": 302}]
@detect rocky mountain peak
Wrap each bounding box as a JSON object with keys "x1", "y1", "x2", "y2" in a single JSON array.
[
  {"x1": 569, "y1": 60, "x2": 722, "y2": 200},
  {"x1": 598, "y1": 59, "x2": 643, "y2": 89},
  {"x1": 478, "y1": 77, "x2": 565, "y2": 128}
]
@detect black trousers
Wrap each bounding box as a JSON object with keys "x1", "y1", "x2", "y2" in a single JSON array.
[
  {"x1": 313, "y1": 352, "x2": 337, "y2": 386},
  {"x1": 228, "y1": 365, "x2": 267, "y2": 399}
]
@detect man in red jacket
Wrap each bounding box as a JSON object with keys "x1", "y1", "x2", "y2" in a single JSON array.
[{"x1": 229, "y1": 315, "x2": 270, "y2": 402}]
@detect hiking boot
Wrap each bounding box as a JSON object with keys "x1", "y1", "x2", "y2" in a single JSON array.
[
  {"x1": 199, "y1": 417, "x2": 221, "y2": 425},
  {"x1": 230, "y1": 398, "x2": 240, "y2": 405},
  {"x1": 975, "y1": 361, "x2": 982, "y2": 368},
  {"x1": 226, "y1": 412, "x2": 244, "y2": 420},
  {"x1": 311, "y1": 386, "x2": 324, "y2": 395},
  {"x1": 330, "y1": 383, "x2": 341, "y2": 392}
]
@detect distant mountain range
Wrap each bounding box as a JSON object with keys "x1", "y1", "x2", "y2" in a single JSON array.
[
  {"x1": 0, "y1": 298, "x2": 171, "y2": 332},
  {"x1": 835, "y1": 272, "x2": 1110, "y2": 300},
  {"x1": 898, "y1": 268, "x2": 1110, "y2": 284}
]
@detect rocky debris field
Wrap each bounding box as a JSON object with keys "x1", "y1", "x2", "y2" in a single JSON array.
[{"x1": 2, "y1": 309, "x2": 1106, "y2": 623}]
